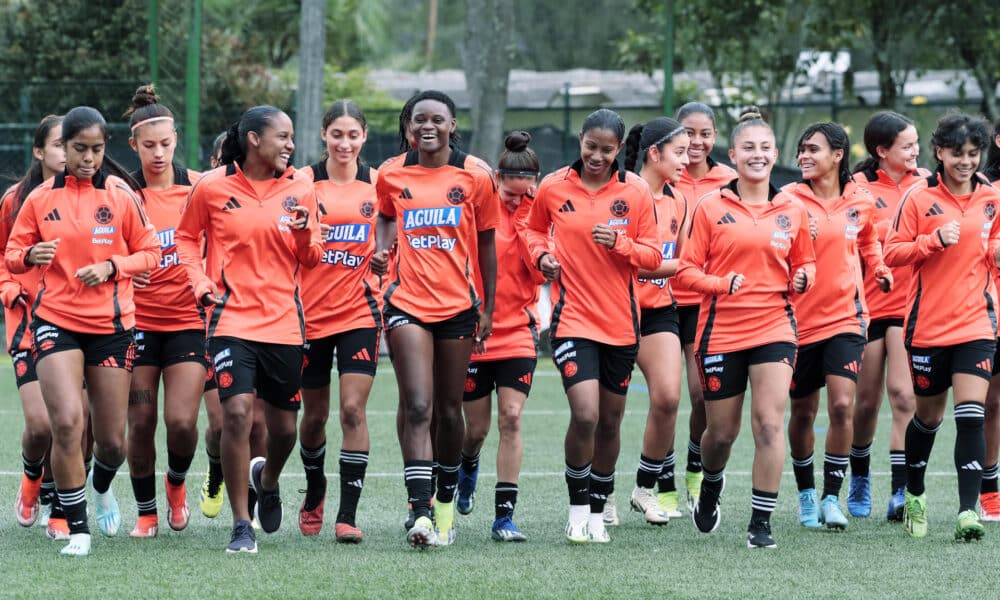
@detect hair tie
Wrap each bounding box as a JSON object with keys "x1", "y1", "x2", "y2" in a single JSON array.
[
  {"x1": 497, "y1": 169, "x2": 540, "y2": 178},
  {"x1": 130, "y1": 116, "x2": 174, "y2": 133}
]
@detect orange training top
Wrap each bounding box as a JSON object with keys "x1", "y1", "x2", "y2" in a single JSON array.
[
  {"x1": 175, "y1": 163, "x2": 324, "y2": 346},
  {"x1": 525, "y1": 161, "x2": 662, "y2": 346},
  {"x1": 853, "y1": 167, "x2": 931, "y2": 321},
  {"x1": 671, "y1": 158, "x2": 737, "y2": 307},
  {"x1": 784, "y1": 180, "x2": 889, "y2": 345},
  {"x1": 132, "y1": 165, "x2": 204, "y2": 332},
  {"x1": 377, "y1": 149, "x2": 499, "y2": 322},
  {"x1": 299, "y1": 161, "x2": 382, "y2": 340},
  {"x1": 0, "y1": 185, "x2": 43, "y2": 351},
  {"x1": 474, "y1": 191, "x2": 544, "y2": 361},
  {"x1": 884, "y1": 171, "x2": 1000, "y2": 348},
  {"x1": 675, "y1": 180, "x2": 816, "y2": 355},
  {"x1": 5, "y1": 170, "x2": 161, "y2": 334},
  {"x1": 636, "y1": 184, "x2": 685, "y2": 310}
]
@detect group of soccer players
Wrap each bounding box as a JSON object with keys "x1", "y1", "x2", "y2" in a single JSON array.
[{"x1": 5, "y1": 83, "x2": 1000, "y2": 554}]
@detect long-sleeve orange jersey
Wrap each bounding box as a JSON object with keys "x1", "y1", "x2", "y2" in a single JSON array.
[
  {"x1": 0, "y1": 185, "x2": 43, "y2": 351},
  {"x1": 525, "y1": 161, "x2": 662, "y2": 346},
  {"x1": 636, "y1": 184, "x2": 685, "y2": 310},
  {"x1": 783, "y1": 181, "x2": 888, "y2": 345},
  {"x1": 474, "y1": 193, "x2": 544, "y2": 361},
  {"x1": 675, "y1": 181, "x2": 816, "y2": 355},
  {"x1": 376, "y1": 149, "x2": 499, "y2": 322},
  {"x1": 299, "y1": 161, "x2": 382, "y2": 339},
  {"x1": 5, "y1": 171, "x2": 161, "y2": 334},
  {"x1": 132, "y1": 166, "x2": 204, "y2": 332},
  {"x1": 175, "y1": 163, "x2": 324, "y2": 345},
  {"x1": 671, "y1": 159, "x2": 737, "y2": 307},
  {"x1": 853, "y1": 167, "x2": 931, "y2": 320},
  {"x1": 883, "y1": 172, "x2": 1000, "y2": 348}
]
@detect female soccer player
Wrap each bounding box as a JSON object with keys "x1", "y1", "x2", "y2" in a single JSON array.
[
  {"x1": 849, "y1": 112, "x2": 926, "y2": 520},
  {"x1": 981, "y1": 122, "x2": 1000, "y2": 520},
  {"x1": 372, "y1": 90, "x2": 498, "y2": 549},
  {"x1": 884, "y1": 114, "x2": 1000, "y2": 541},
  {"x1": 621, "y1": 117, "x2": 689, "y2": 524},
  {"x1": 784, "y1": 122, "x2": 892, "y2": 530},
  {"x1": 121, "y1": 85, "x2": 205, "y2": 538},
  {"x1": 296, "y1": 100, "x2": 380, "y2": 543},
  {"x1": 6, "y1": 106, "x2": 162, "y2": 556},
  {"x1": 175, "y1": 105, "x2": 323, "y2": 554},
  {"x1": 4, "y1": 115, "x2": 63, "y2": 532},
  {"x1": 676, "y1": 107, "x2": 815, "y2": 549},
  {"x1": 456, "y1": 131, "x2": 544, "y2": 542},
  {"x1": 526, "y1": 108, "x2": 661, "y2": 544},
  {"x1": 671, "y1": 102, "x2": 737, "y2": 511}
]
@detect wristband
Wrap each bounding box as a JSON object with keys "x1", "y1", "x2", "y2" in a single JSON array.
[
  {"x1": 936, "y1": 229, "x2": 947, "y2": 247},
  {"x1": 729, "y1": 275, "x2": 738, "y2": 295},
  {"x1": 23, "y1": 246, "x2": 34, "y2": 267},
  {"x1": 106, "y1": 260, "x2": 117, "y2": 280}
]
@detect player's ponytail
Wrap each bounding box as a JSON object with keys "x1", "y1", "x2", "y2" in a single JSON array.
[
  {"x1": 853, "y1": 111, "x2": 914, "y2": 175},
  {"x1": 219, "y1": 105, "x2": 284, "y2": 169},
  {"x1": 11, "y1": 114, "x2": 63, "y2": 218},
  {"x1": 624, "y1": 124, "x2": 644, "y2": 172},
  {"x1": 625, "y1": 117, "x2": 686, "y2": 173},
  {"x1": 983, "y1": 118, "x2": 1000, "y2": 182}
]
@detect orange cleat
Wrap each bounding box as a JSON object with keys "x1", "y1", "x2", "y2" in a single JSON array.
[
  {"x1": 980, "y1": 491, "x2": 1000, "y2": 522},
  {"x1": 46, "y1": 517, "x2": 70, "y2": 541},
  {"x1": 165, "y1": 477, "x2": 190, "y2": 531},
  {"x1": 130, "y1": 514, "x2": 159, "y2": 538},
  {"x1": 299, "y1": 496, "x2": 325, "y2": 536},
  {"x1": 15, "y1": 474, "x2": 42, "y2": 527},
  {"x1": 335, "y1": 522, "x2": 364, "y2": 544}
]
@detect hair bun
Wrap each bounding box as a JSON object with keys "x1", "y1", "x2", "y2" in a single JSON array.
[
  {"x1": 738, "y1": 105, "x2": 763, "y2": 123},
  {"x1": 131, "y1": 84, "x2": 160, "y2": 109},
  {"x1": 504, "y1": 131, "x2": 531, "y2": 152}
]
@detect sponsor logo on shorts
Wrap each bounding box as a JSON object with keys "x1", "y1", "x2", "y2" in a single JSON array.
[
  {"x1": 464, "y1": 377, "x2": 476, "y2": 393},
  {"x1": 15, "y1": 360, "x2": 27, "y2": 377},
  {"x1": 214, "y1": 348, "x2": 231, "y2": 362},
  {"x1": 553, "y1": 340, "x2": 574, "y2": 357},
  {"x1": 707, "y1": 375, "x2": 722, "y2": 392},
  {"x1": 218, "y1": 372, "x2": 233, "y2": 388},
  {"x1": 386, "y1": 315, "x2": 410, "y2": 329},
  {"x1": 39, "y1": 340, "x2": 55, "y2": 352},
  {"x1": 915, "y1": 375, "x2": 930, "y2": 389},
  {"x1": 703, "y1": 354, "x2": 723, "y2": 365},
  {"x1": 563, "y1": 361, "x2": 578, "y2": 378}
]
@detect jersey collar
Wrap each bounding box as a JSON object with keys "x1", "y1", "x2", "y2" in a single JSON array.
[
  {"x1": 309, "y1": 159, "x2": 371, "y2": 183},
  {"x1": 132, "y1": 162, "x2": 190, "y2": 189},
  {"x1": 402, "y1": 146, "x2": 467, "y2": 168},
  {"x1": 724, "y1": 178, "x2": 779, "y2": 202},
  {"x1": 568, "y1": 159, "x2": 627, "y2": 184}
]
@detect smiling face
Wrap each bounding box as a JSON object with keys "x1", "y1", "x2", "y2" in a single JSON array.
[
  {"x1": 249, "y1": 112, "x2": 295, "y2": 172},
  {"x1": 797, "y1": 132, "x2": 842, "y2": 182},
  {"x1": 936, "y1": 139, "x2": 981, "y2": 191},
  {"x1": 879, "y1": 125, "x2": 920, "y2": 174},
  {"x1": 681, "y1": 112, "x2": 716, "y2": 169},
  {"x1": 33, "y1": 122, "x2": 65, "y2": 179},
  {"x1": 65, "y1": 125, "x2": 106, "y2": 180},
  {"x1": 411, "y1": 99, "x2": 455, "y2": 154},
  {"x1": 131, "y1": 120, "x2": 177, "y2": 177},
  {"x1": 729, "y1": 124, "x2": 777, "y2": 184},
  {"x1": 497, "y1": 175, "x2": 536, "y2": 211},
  {"x1": 579, "y1": 127, "x2": 624, "y2": 180},
  {"x1": 322, "y1": 115, "x2": 367, "y2": 167},
  {"x1": 650, "y1": 132, "x2": 690, "y2": 184}
]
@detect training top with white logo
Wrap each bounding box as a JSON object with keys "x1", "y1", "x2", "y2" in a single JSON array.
[
  {"x1": 0, "y1": 185, "x2": 43, "y2": 350},
  {"x1": 636, "y1": 183, "x2": 685, "y2": 310}
]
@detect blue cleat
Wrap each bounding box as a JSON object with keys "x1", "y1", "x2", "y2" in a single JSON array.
[
  {"x1": 456, "y1": 465, "x2": 478, "y2": 515},
  {"x1": 847, "y1": 474, "x2": 872, "y2": 517},
  {"x1": 886, "y1": 487, "x2": 905, "y2": 522},
  {"x1": 820, "y1": 495, "x2": 848, "y2": 530},
  {"x1": 491, "y1": 516, "x2": 527, "y2": 542},
  {"x1": 798, "y1": 489, "x2": 821, "y2": 528}
]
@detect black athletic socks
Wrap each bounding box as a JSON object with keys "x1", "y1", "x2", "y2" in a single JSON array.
[
  {"x1": 792, "y1": 454, "x2": 815, "y2": 491},
  {"x1": 954, "y1": 402, "x2": 985, "y2": 512},
  {"x1": 905, "y1": 416, "x2": 940, "y2": 496},
  {"x1": 337, "y1": 450, "x2": 369, "y2": 526},
  {"x1": 131, "y1": 474, "x2": 157, "y2": 516},
  {"x1": 495, "y1": 482, "x2": 518, "y2": 520},
  {"x1": 850, "y1": 443, "x2": 872, "y2": 478}
]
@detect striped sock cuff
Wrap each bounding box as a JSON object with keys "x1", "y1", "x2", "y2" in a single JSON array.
[
  {"x1": 662, "y1": 451, "x2": 676, "y2": 467},
  {"x1": 954, "y1": 402, "x2": 986, "y2": 420},
  {"x1": 889, "y1": 450, "x2": 906, "y2": 466},
  {"x1": 688, "y1": 440, "x2": 701, "y2": 455},
  {"x1": 984, "y1": 463, "x2": 999, "y2": 480},
  {"x1": 912, "y1": 416, "x2": 941, "y2": 434},
  {"x1": 751, "y1": 488, "x2": 778, "y2": 512},
  {"x1": 93, "y1": 456, "x2": 123, "y2": 472},
  {"x1": 703, "y1": 467, "x2": 724, "y2": 484},
  {"x1": 40, "y1": 481, "x2": 56, "y2": 492},
  {"x1": 590, "y1": 470, "x2": 615, "y2": 483},
  {"x1": 437, "y1": 462, "x2": 460, "y2": 474},
  {"x1": 638, "y1": 455, "x2": 664, "y2": 475},
  {"x1": 824, "y1": 453, "x2": 850, "y2": 466},
  {"x1": 495, "y1": 482, "x2": 518, "y2": 492},
  {"x1": 850, "y1": 444, "x2": 872, "y2": 458},
  {"x1": 565, "y1": 463, "x2": 592, "y2": 479},
  {"x1": 300, "y1": 444, "x2": 326, "y2": 460},
  {"x1": 136, "y1": 498, "x2": 157, "y2": 512},
  {"x1": 792, "y1": 454, "x2": 814, "y2": 468},
  {"x1": 404, "y1": 462, "x2": 433, "y2": 482},
  {"x1": 340, "y1": 450, "x2": 370, "y2": 465},
  {"x1": 57, "y1": 486, "x2": 87, "y2": 507},
  {"x1": 207, "y1": 450, "x2": 222, "y2": 465}
]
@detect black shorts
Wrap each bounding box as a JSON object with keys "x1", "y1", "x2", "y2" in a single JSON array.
[
  {"x1": 677, "y1": 304, "x2": 699, "y2": 346},
  {"x1": 464, "y1": 357, "x2": 537, "y2": 400},
  {"x1": 208, "y1": 336, "x2": 303, "y2": 411},
  {"x1": 790, "y1": 333, "x2": 867, "y2": 399},
  {"x1": 551, "y1": 337, "x2": 638, "y2": 394},
  {"x1": 303, "y1": 327, "x2": 380, "y2": 388},
  {"x1": 993, "y1": 341, "x2": 1000, "y2": 377},
  {"x1": 867, "y1": 318, "x2": 904, "y2": 343},
  {"x1": 31, "y1": 319, "x2": 136, "y2": 371},
  {"x1": 908, "y1": 340, "x2": 996, "y2": 397},
  {"x1": 204, "y1": 360, "x2": 217, "y2": 392},
  {"x1": 640, "y1": 305, "x2": 680, "y2": 338},
  {"x1": 697, "y1": 342, "x2": 797, "y2": 401},
  {"x1": 134, "y1": 329, "x2": 210, "y2": 370},
  {"x1": 383, "y1": 302, "x2": 478, "y2": 340},
  {"x1": 11, "y1": 349, "x2": 37, "y2": 388}
]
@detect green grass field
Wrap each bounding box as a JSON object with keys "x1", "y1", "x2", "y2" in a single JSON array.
[{"x1": 0, "y1": 359, "x2": 996, "y2": 599}]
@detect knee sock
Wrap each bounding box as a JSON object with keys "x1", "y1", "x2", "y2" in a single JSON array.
[
  {"x1": 889, "y1": 450, "x2": 907, "y2": 491},
  {"x1": 657, "y1": 451, "x2": 677, "y2": 493},
  {"x1": 206, "y1": 450, "x2": 224, "y2": 494},
  {"x1": 850, "y1": 443, "x2": 872, "y2": 478},
  {"x1": 822, "y1": 453, "x2": 849, "y2": 498},
  {"x1": 403, "y1": 460, "x2": 433, "y2": 519},
  {"x1": 589, "y1": 470, "x2": 614, "y2": 514},
  {"x1": 300, "y1": 443, "x2": 327, "y2": 508},
  {"x1": 91, "y1": 457, "x2": 121, "y2": 494},
  {"x1": 954, "y1": 402, "x2": 985, "y2": 512},
  {"x1": 58, "y1": 486, "x2": 88, "y2": 535},
  {"x1": 751, "y1": 488, "x2": 778, "y2": 523},
  {"x1": 336, "y1": 450, "x2": 369, "y2": 526},
  {"x1": 435, "y1": 462, "x2": 460, "y2": 503},
  {"x1": 636, "y1": 453, "x2": 663, "y2": 489},
  {"x1": 565, "y1": 462, "x2": 591, "y2": 507},
  {"x1": 131, "y1": 475, "x2": 157, "y2": 516},
  {"x1": 700, "y1": 466, "x2": 725, "y2": 507},
  {"x1": 905, "y1": 416, "x2": 940, "y2": 496},
  {"x1": 22, "y1": 453, "x2": 44, "y2": 481},
  {"x1": 982, "y1": 463, "x2": 999, "y2": 494},
  {"x1": 686, "y1": 439, "x2": 702, "y2": 473},
  {"x1": 495, "y1": 482, "x2": 518, "y2": 520},
  {"x1": 166, "y1": 450, "x2": 193, "y2": 486},
  {"x1": 792, "y1": 453, "x2": 815, "y2": 491},
  {"x1": 460, "y1": 450, "x2": 480, "y2": 474}
]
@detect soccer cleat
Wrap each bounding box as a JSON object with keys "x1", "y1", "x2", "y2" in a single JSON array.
[
  {"x1": 165, "y1": 477, "x2": 190, "y2": 531},
  {"x1": 588, "y1": 516, "x2": 611, "y2": 543},
  {"x1": 692, "y1": 496, "x2": 721, "y2": 533},
  {"x1": 200, "y1": 468, "x2": 225, "y2": 518},
  {"x1": 298, "y1": 496, "x2": 325, "y2": 536},
  {"x1": 955, "y1": 509, "x2": 985, "y2": 542},
  {"x1": 656, "y1": 490, "x2": 683, "y2": 518},
  {"x1": 491, "y1": 516, "x2": 527, "y2": 542},
  {"x1": 225, "y1": 519, "x2": 257, "y2": 554},
  {"x1": 798, "y1": 489, "x2": 821, "y2": 528},
  {"x1": 629, "y1": 486, "x2": 670, "y2": 525},
  {"x1": 433, "y1": 500, "x2": 457, "y2": 546},
  {"x1": 38, "y1": 501, "x2": 52, "y2": 528},
  {"x1": 903, "y1": 492, "x2": 928, "y2": 538},
  {"x1": 249, "y1": 457, "x2": 282, "y2": 534},
  {"x1": 747, "y1": 519, "x2": 777, "y2": 549},
  {"x1": 46, "y1": 517, "x2": 70, "y2": 541},
  {"x1": 847, "y1": 474, "x2": 872, "y2": 518},
  {"x1": 886, "y1": 487, "x2": 906, "y2": 522},
  {"x1": 403, "y1": 503, "x2": 416, "y2": 531},
  {"x1": 89, "y1": 471, "x2": 121, "y2": 537},
  {"x1": 685, "y1": 471, "x2": 703, "y2": 512},
  {"x1": 456, "y1": 465, "x2": 478, "y2": 515},
  {"x1": 335, "y1": 522, "x2": 364, "y2": 544},
  {"x1": 406, "y1": 515, "x2": 438, "y2": 549},
  {"x1": 15, "y1": 474, "x2": 42, "y2": 527},
  {"x1": 602, "y1": 492, "x2": 619, "y2": 526},
  {"x1": 60, "y1": 533, "x2": 91, "y2": 557},
  {"x1": 130, "y1": 514, "x2": 159, "y2": 538},
  {"x1": 248, "y1": 483, "x2": 258, "y2": 524},
  {"x1": 819, "y1": 495, "x2": 848, "y2": 530},
  {"x1": 979, "y1": 491, "x2": 1000, "y2": 522}
]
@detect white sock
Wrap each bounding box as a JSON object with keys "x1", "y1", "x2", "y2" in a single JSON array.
[
  {"x1": 568, "y1": 504, "x2": 589, "y2": 524},
  {"x1": 588, "y1": 512, "x2": 605, "y2": 531}
]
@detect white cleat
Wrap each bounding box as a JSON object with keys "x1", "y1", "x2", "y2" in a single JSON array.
[
  {"x1": 60, "y1": 533, "x2": 92, "y2": 557},
  {"x1": 602, "y1": 492, "x2": 619, "y2": 526},
  {"x1": 630, "y1": 486, "x2": 670, "y2": 525}
]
